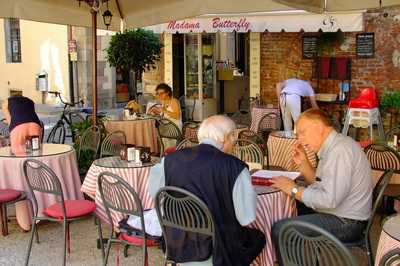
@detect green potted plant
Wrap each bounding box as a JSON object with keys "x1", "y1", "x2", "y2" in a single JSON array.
[
  {"x1": 380, "y1": 91, "x2": 400, "y2": 112},
  {"x1": 106, "y1": 28, "x2": 163, "y2": 99},
  {"x1": 317, "y1": 30, "x2": 345, "y2": 56}
]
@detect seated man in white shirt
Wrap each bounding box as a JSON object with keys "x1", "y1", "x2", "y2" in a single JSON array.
[
  {"x1": 271, "y1": 109, "x2": 373, "y2": 263},
  {"x1": 148, "y1": 115, "x2": 265, "y2": 266}
]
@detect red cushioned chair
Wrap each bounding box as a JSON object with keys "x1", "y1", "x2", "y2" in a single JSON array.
[
  {"x1": 0, "y1": 189, "x2": 26, "y2": 236},
  {"x1": 348, "y1": 87, "x2": 379, "y2": 109},
  {"x1": 97, "y1": 172, "x2": 159, "y2": 266},
  {"x1": 23, "y1": 159, "x2": 96, "y2": 266}
]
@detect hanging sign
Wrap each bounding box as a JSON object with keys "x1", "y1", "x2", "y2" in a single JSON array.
[{"x1": 356, "y1": 33, "x2": 374, "y2": 58}]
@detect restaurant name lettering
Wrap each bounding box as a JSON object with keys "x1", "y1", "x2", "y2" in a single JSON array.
[{"x1": 167, "y1": 17, "x2": 251, "y2": 32}]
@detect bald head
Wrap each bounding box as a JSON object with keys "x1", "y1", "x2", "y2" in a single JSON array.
[{"x1": 295, "y1": 109, "x2": 333, "y2": 153}]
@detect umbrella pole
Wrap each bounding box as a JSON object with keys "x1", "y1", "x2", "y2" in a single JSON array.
[{"x1": 91, "y1": 9, "x2": 98, "y2": 125}]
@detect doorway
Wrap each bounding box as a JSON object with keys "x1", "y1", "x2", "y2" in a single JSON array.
[{"x1": 172, "y1": 34, "x2": 185, "y2": 99}]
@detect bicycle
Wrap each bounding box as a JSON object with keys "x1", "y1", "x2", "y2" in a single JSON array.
[{"x1": 46, "y1": 91, "x2": 84, "y2": 144}]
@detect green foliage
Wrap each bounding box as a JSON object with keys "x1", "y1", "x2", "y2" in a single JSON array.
[
  {"x1": 318, "y1": 31, "x2": 345, "y2": 56},
  {"x1": 380, "y1": 91, "x2": 400, "y2": 111},
  {"x1": 106, "y1": 28, "x2": 163, "y2": 77}
]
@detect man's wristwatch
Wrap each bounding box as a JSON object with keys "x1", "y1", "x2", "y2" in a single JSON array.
[{"x1": 291, "y1": 185, "x2": 299, "y2": 198}]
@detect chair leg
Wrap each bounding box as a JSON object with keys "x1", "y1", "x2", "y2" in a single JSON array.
[
  {"x1": 27, "y1": 199, "x2": 39, "y2": 243},
  {"x1": 103, "y1": 233, "x2": 113, "y2": 266},
  {"x1": 124, "y1": 244, "x2": 129, "y2": 257},
  {"x1": 0, "y1": 204, "x2": 6, "y2": 236},
  {"x1": 96, "y1": 217, "x2": 105, "y2": 260},
  {"x1": 62, "y1": 221, "x2": 67, "y2": 266},
  {"x1": 25, "y1": 220, "x2": 37, "y2": 266}
]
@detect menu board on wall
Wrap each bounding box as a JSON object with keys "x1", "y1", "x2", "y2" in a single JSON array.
[
  {"x1": 302, "y1": 36, "x2": 318, "y2": 59},
  {"x1": 356, "y1": 33, "x2": 374, "y2": 58}
]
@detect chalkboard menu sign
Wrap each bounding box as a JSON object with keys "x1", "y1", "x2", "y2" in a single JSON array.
[
  {"x1": 302, "y1": 36, "x2": 318, "y2": 59},
  {"x1": 356, "y1": 33, "x2": 374, "y2": 58}
]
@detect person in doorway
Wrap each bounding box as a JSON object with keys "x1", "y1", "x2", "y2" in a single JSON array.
[
  {"x1": 271, "y1": 109, "x2": 372, "y2": 263},
  {"x1": 276, "y1": 78, "x2": 319, "y2": 131},
  {"x1": 148, "y1": 115, "x2": 265, "y2": 266},
  {"x1": 150, "y1": 83, "x2": 182, "y2": 129},
  {"x1": 2, "y1": 95, "x2": 42, "y2": 155}
]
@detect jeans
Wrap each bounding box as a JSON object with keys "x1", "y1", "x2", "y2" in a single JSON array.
[{"x1": 272, "y1": 201, "x2": 366, "y2": 264}]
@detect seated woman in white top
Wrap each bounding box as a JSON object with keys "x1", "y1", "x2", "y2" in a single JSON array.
[{"x1": 150, "y1": 83, "x2": 182, "y2": 129}]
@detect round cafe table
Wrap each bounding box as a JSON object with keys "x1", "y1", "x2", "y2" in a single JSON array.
[
  {"x1": 104, "y1": 118, "x2": 159, "y2": 154},
  {"x1": 267, "y1": 131, "x2": 317, "y2": 171},
  {"x1": 250, "y1": 185, "x2": 297, "y2": 266},
  {"x1": 81, "y1": 156, "x2": 158, "y2": 225},
  {"x1": 0, "y1": 144, "x2": 83, "y2": 230},
  {"x1": 375, "y1": 215, "x2": 400, "y2": 265}
]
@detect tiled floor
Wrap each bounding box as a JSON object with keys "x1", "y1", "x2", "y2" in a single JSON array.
[{"x1": 0, "y1": 215, "x2": 382, "y2": 266}]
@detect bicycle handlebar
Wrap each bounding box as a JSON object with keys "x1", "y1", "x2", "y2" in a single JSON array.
[{"x1": 48, "y1": 91, "x2": 84, "y2": 107}]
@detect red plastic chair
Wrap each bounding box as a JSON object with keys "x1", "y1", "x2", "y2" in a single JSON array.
[
  {"x1": 348, "y1": 87, "x2": 379, "y2": 109},
  {"x1": 0, "y1": 189, "x2": 26, "y2": 236},
  {"x1": 23, "y1": 159, "x2": 96, "y2": 266}
]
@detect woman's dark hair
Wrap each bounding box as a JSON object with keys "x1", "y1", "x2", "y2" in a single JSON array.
[{"x1": 155, "y1": 83, "x2": 172, "y2": 97}]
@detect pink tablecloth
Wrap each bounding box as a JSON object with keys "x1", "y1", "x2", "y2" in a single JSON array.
[
  {"x1": 250, "y1": 191, "x2": 297, "y2": 266},
  {"x1": 105, "y1": 119, "x2": 159, "y2": 154},
  {"x1": 0, "y1": 145, "x2": 83, "y2": 229},
  {"x1": 267, "y1": 133, "x2": 317, "y2": 171},
  {"x1": 250, "y1": 107, "x2": 281, "y2": 132},
  {"x1": 81, "y1": 163, "x2": 153, "y2": 225}
]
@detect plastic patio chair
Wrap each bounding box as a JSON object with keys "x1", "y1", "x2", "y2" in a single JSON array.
[
  {"x1": 97, "y1": 172, "x2": 155, "y2": 266},
  {"x1": 278, "y1": 220, "x2": 357, "y2": 266},
  {"x1": 23, "y1": 159, "x2": 96, "y2": 266},
  {"x1": 155, "y1": 186, "x2": 215, "y2": 266},
  {"x1": 99, "y1": 130, "x2": 126, "y2": 158}
]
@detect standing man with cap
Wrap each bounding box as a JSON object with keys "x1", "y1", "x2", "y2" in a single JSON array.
[{"x1": 276, "y1": 78, "x2": 319, "y2": 131}]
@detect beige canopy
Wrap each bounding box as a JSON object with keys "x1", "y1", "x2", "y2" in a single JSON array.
[
  {"x1": 276, "y1": 0, "x2": 400, "y2": 13},
  {"x1": 0, "y1": 0, "x2": 298, "y2": 31}
]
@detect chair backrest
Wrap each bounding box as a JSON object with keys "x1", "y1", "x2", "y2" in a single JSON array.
[
  {"x1": 100, "y1": 131, "x2": 126, "y2": 158},
  {"x1": 46, "y1": 122, "x2": 66, "y2": 144},
  {"x1": 98, "y1": 172, "x2": 145, "y2": 231},
  {"x1": 157, "y1": 118, "x2": 182, "y2": 141},
  {"x1": 155, "y1": 186, "x2": 215, "y2": 259},
  {"x1": 231, "y1": 111, "x2": 251, "y2": 127},
  {"x1": 23, "y1": 159, "x2": 65, "y2": 216},
  {"x1": 238, "y1": 129, "x2": 269, "y2": 167},
  {"x1": 78, "y1": 125, "x2": 101, "y2": 161},
  {"x1": 385, "y1": 125, "x2": 400, "y2": 142},
  {"x1": 378, "y1": 248, "x2": 400, "y2": 266},
  {"x1": 232, "y1": 138, "x2": 264, "y2": 169},
  {"x1": 364, "y1": 169, "x2": 394, "y2": 266},
  {"x1": 0, "y1": 119, "x2": 10, "y2": 137},
  {"x1": 176, "y1": 138, "x2": 198, "y2": 150},
  {"x1": 257, "y1": 112, "x2": 280, "y2": 133},
  {"x1": 69, "y1": 111, "x2": 85, "y2": 126},
  {"x1": 278, "y1": 220, "x2": 357, "y2": 266},
  {"x1": 182, "y1": 121, "x2": 200, "y2": 142},
  {"x1": 364, "y1": 144, "x2": 400, "y2": 172}
]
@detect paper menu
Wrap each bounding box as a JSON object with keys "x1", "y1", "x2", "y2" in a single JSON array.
[{"x1": 251, "y1": 170, "x2": 300, "y2": 180}]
